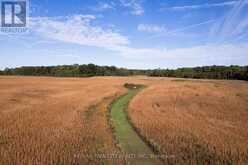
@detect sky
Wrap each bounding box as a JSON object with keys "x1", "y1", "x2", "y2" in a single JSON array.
[{"x1": 0, "y1": 0, "x2": 248, "y2": 69}]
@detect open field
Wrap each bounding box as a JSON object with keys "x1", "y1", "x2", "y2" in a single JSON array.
[
  {"x1": 129, "y1": 79, "x2": 248, "y2": 164},
  {"x1": 0, "y1": 76, "x2": 151, "y2": 165},
  {"x1": 0, "y1": 76, "x2": 248, "y2": 164}
]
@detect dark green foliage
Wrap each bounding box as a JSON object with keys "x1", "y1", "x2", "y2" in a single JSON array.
[
  {"x1": 0, "y1": 64, "x2": 247, "y2": 81},
  {"x1": 0, "y1": 64, "x2": 146, "y2": 77},
  {"x1": 149, "y1": 65, "x2": 248, "y2": 81},
  {"x1": 124, "y1": 83, "x2": 144, "y2": 89}
]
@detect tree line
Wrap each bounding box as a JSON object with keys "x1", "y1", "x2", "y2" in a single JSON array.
[
  {"x1": 0, "y1": 64, "x2": 247, "y2": 81},
  {"x1": 0, "y1": 64, "x2": 146, "y2": 77},
  {"x1": 149, "y1": 65, "x2": 248, "y2": 81}
]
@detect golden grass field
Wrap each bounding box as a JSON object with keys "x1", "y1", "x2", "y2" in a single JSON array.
[
  {"x1": 129, "y1": 79, "x2": 248, "y2": 164},
  {"x1": 0, "y1": 76, "x2": 248, "y2": 164},
  {"x1": 0, "y1": 76, "x2": 133, "y2": 165}
]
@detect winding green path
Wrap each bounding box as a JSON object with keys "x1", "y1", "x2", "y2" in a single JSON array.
[{"x1": 110, "y1": 87, "x2": 162, "y2": 165}]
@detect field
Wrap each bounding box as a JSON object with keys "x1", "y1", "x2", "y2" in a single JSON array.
[
  {"x1": 0, "y1": 76, "x2": 144, "y2": 164},
  {"x1": 129, "y1": 79, "x2": 248, "y2": 164},
  {"x1": 0, "y1": 76, "x2": 248, "y2": 164}
]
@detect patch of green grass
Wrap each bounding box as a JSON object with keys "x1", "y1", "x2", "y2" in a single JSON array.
[{"x1": 110, "y1": 86, "x2": 162, "y2": 165}]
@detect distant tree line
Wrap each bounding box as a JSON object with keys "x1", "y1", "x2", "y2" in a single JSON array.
[
  {"x1": 0, "y1": 64, "x2": 247, "y2": 81},
  {"x1": 0, "y1": 64, "x2": 146, "y2": 77},
  {"x1": 149, "y1": 65, "x2": 248, "y2": 81}
]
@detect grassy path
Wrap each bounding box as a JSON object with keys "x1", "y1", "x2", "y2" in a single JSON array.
[{"x1": 110, "y1": 87, "x2": 162, "y2": 165}]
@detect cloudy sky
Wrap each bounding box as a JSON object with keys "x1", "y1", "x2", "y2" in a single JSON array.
[{"x1": 1, "y1": 0, "x2": 248, "y2": 69}]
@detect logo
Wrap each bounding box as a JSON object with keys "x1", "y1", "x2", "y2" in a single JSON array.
[{"x1": 0, "y1": 0, "x2": 29, "y2": 33}]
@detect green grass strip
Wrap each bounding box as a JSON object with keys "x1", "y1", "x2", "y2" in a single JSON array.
[{"x1": 110, "y1": 87, "x2": 162, "y2": 165}]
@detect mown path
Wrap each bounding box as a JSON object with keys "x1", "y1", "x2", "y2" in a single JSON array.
[{"x1": 110, "y1": 86, "x2": 162, "y2": 165}]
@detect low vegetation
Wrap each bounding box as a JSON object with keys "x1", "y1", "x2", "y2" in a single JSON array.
[
  {"x1": 123, "y1": 83, "x2": 145, "y2": 90},
  {"x1": 110, "y1": 84, "x2": 161, "y2": 164},
  {"x1": 1, "y1": 76, "x2": 248, "y2": 164},
  {"x1": 129, "y1": 80, "x2": 248, "y2": 164},
  {"x1": 0, "y1": 76, "x2": 130, "y2": 164},
  {"x1": 1, "y1": 64, "x2": 248, "y2": 81}
]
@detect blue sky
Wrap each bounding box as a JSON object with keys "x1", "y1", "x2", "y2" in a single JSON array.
[{"x1": 0, "y1": 0, "x2": 248, "y2": 69}]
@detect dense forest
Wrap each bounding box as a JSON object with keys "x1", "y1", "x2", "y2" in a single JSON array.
[
  {"x1": 0, "y1": 64, "x2": 247, "y2": 81},
  {"x1": 150, "y1": 65, "x2": 248, "y2": 81},
  {"x1": 0, "y1": 64, "x2": 147, "y2": 77}
]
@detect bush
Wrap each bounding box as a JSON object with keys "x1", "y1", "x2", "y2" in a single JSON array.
[{"x1": 124, "y1": 83, "x2": 143, "y2": 89}]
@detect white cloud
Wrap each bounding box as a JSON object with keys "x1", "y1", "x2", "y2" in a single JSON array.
[
  {"x1": 162, "y1": 1, "x2": 247, "y2": 11},
  {"x1": 164, "y1": 44, "x2": 248, "y2": 59},
  {"x1": 28, "y1": 15, "x2": 164, "y2": 60},
  {"x1": 162, "y1": 43, "x2": 248, "y2": 67},
  {"x1": 133, "y1": 43, "x2": 248, "y2": 62},
  {"x1": 79, "y1": 15, "x2": 97, "y2": 20},
  {"x1": 30, "y1": 15, "x2": 129, "y2": 49},
  {"x1": 209, "y1": 0, "x2": 248, "y2": 43},
  {"x1": 126, "y1": 43, "x2": 248, "y2": 69},
  {"x1": 137, "y1": 24, "x2": 167, "y2": 33},
  {"x1": 142, "y1": 20, "x2": 215, "y2": 39},
  {"x1": 28, "y1": 15, "x2": 165, "y2": 59},
  {"x1": 109, "y1": 45, "x2": 167, "y2": 59},
  {"x1": 23, "y1": 15, "x2": 248, "y2": 67},
  {"x1": 120, "y1": 0, "x2": 144, "y2": 15},
  {"x1": 109, "y1": 43, "x2": 248, "y2": 66},
  {"x1": 91, "y1": 2, "x2": 115, "y2": 12},
  {"x1": 234, "y1": 15, "x2": 248, "y2": 35}
]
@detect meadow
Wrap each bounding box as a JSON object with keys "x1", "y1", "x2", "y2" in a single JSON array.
[
  {"x1": 129, "y1": 79, "x2": 248, "y2": 164},
  {"x1": 0, "y1": 76, "x2": 248, "y2": 164},
  {"x1": 0, "y1": 76, "x2": 131, "y2": 164}
]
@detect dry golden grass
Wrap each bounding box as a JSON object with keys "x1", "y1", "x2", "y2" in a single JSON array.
[
  {"x1": 2, "y1": 76, "x2": 248, "y2": 164},
  {"x1": 129, "y1": 79, "x2": 248, "y2": 164},
  {"x1": 0, "y1": 76, "x2": 148, "y2": 165}
]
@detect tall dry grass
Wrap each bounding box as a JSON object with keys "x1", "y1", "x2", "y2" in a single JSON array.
[
  {"x1": 129, "y1": 79, "x2": 248, "y2": 164},
  {"x1": 3, "y1": 76, "x2": 247, "y2": 164},
  {"x1": 0, "y1": 76, "x2": 132, "y2": 165}
]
